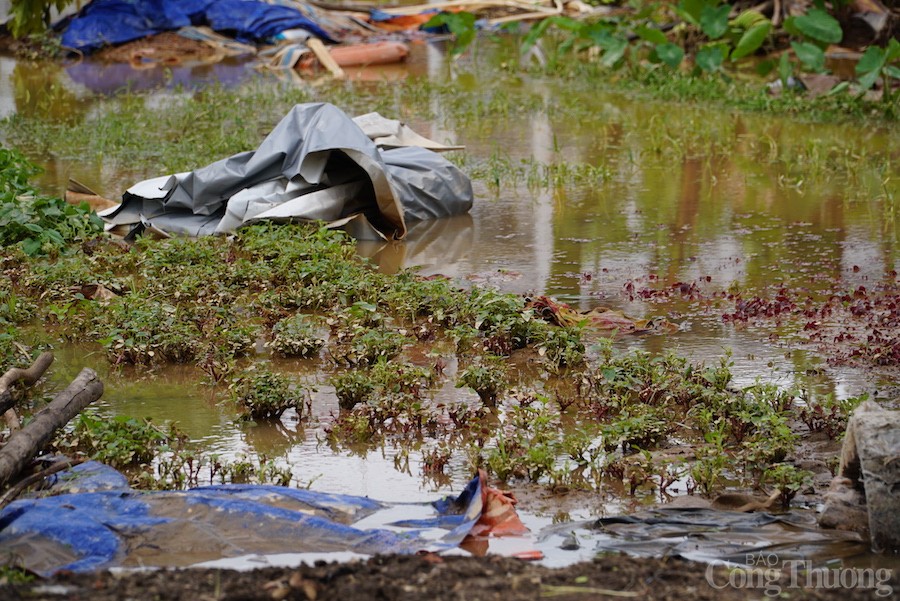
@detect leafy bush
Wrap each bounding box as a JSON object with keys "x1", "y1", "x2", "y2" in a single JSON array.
[
  {"x1": 457, "y1": 356, "x2": 509, "y2": 405},
  {"x1": 58, "y1": 411, "x2": 175, "y2": 468},
  {"x1": 8, "y1": 0, "x2": 77, "y2": 38},
  {"x1": 799, "y1": 393, "x2": 865, "y2": 439},
  {"x1": 232, "y1": 369, "x2": 302, "y2": 421},
  {"x1": 330, "y1": 370, "x2": 376, "y2": 411},
  {"x1": 332, "y1": 326, "x2": 410, "y2": 366},
  {"x1": 536, "y1": 325, "x2": 585, "y2": 369},
  {"x1": 271, "y1": 314, "x2": 326, "y2": 357},
  {"x1": 0, "y1": 148, "x2": 103, "y2": 256},
  {"x1": 763, "y1": 463, "x2": 814, "y2": 507}
]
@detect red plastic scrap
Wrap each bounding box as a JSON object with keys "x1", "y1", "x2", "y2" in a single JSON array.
[{"x1": 470, "y1": 469, "x2": 529, "y2": 537}]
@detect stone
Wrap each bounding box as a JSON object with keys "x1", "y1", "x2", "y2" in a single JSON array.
[
  {"x1": 818, "y1": 477, "x2": 869, "y2": 537},
  {"x1": 819, "y1": 400, "x2": 900, "y2": 552}
]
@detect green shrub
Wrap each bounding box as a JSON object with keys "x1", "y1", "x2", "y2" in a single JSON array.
[
  {"x1": 271, "y1": 314, "x2": 326, "y2": 357},
  {"x1": 0, "y1": 148, "x2": 103, "y2": 256},
  {"x1": 232, "y1": 369, "x2": 302, "y2": 421},
  {"x1": 57, "y1": 411, "x2": 175, "y2": 469},
  {"x1": 457, "y1": 356, "x2": 509, "y2": 405}
]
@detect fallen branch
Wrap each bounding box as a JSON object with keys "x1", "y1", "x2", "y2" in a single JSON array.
[
  {"x1": 1, "y1": 352, "x2": 55, "y2": 430},
  {"x1": 0, "y1": 368, "x2": 103, "y2": 488},
  {"x1": 0, "y1": 457, "x2": 86, "y2": 511},
  {"x1": 307, "y1": 38, "x2": 346, "y2": 79}
]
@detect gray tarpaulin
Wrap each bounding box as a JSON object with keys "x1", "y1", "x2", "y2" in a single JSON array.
[{"x1": 100, "y1": 103, "x2": 473, "y2": 240}]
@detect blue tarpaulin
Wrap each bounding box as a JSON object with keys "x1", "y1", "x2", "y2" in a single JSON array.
[
  {"x1": 60, "y1": 0, "x2": 333, "y2": 53},
  {"x1": 0, "y1": 462, "x2": 488, "y2": 575}
]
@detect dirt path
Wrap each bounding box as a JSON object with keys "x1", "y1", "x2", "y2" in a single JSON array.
[{"x1": 3, "y1": 554, "x2": 895, "y2": 600}]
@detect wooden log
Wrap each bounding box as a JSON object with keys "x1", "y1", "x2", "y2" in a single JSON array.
[
  {"x1": 842, "y1": 0, "x2": 895, "y2": 47},
  {"x1": 1, "y1": 352, "x2": 55, "y2": 430},
  {"x1": 0, "y1": 368, "x2": 103, "y2": 488},
  {"x1": 0, "y1": 352, "x2": 54, "y2": 414}
]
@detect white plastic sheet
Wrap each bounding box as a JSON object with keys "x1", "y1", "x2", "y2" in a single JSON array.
[{"x1": 101, "y1": 103, "x2": 473, "y2": 240}]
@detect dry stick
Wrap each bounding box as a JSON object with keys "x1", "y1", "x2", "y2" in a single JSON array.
[
  {"x1": 0, "y1": 457, "x2": 86, "y2": 511},
  {"x1": 0, "y1": 352, "x2": 55, "y2": 430},
  {"x1": 488, "y1": 0, "x2": 562, "y2": 25},
  {"x1": 772, "y1": 0, "x2": 782, "y2": 27},
  {"x1": 489, "y1": 9, "x2": 559, "y2": 24},
  {"x1": 0, "y1": 368, "x2": 103, "y2": 488},
  {"x1": 307, "y1": 38, "x2": 346, "y2": 79}
]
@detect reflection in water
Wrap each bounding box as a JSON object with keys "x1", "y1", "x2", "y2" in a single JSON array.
[
  {"x1": 8, "y1": 60, "x2": 90, "y2": 122},
  {"x1": 65, "y1": 57, "x2": 258, "y2": 96},
  {"x1": 239, "y1": 415, "x2": 304, "y2": 458},
  {"x1": 357, "y1": 213, "x2": 474, "y2": 274}
]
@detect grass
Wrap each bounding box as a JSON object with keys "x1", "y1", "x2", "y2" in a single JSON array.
[{"x1": 2, "y1": 43, "x2": 897, "y2": 196}]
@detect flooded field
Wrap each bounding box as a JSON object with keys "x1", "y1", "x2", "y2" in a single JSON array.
[{"x1": 2, "y1": 37, "x2": 900, "y2": 567}]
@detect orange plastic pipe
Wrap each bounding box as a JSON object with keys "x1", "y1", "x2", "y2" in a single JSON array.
[{"x1": 300, "y1": 41, "x2": 410, "y2": 70}]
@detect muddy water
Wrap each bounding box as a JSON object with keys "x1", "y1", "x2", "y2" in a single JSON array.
[{"x1": 2, "y1": 41, "x2": 900, "y2": 564}]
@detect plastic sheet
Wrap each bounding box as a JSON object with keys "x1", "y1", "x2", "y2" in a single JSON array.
[
  {"x1": 0, "y1": 464, "x2": 515, "y2": 575},
  {"x1": 60, "y1": 0, "x2": 333, "y2": 53},
  {"x1": 535, "y1": 508, "x2": 870, "y2": 567},
  {"x1": 99, "y1": 102, "x2": 473, "y2": 240}
]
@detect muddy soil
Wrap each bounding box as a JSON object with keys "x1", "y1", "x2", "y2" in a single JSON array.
[
  {"x1": 4, "y1": 554, "x2": 895, "y2": 601},
  {"x1": 95, "y1": 32, "x2": 221, "y2": 64}
]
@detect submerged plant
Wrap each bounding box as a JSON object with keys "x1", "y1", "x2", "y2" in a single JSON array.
[
  {"x1": 55, "y1": 411, "x2": 178, "y2": 470},
  {"x1": 600, "y1": 406, "x2": 670, "y2": 454},
  {"x1": 232, "y1": 369, "x2": 304, "y2": 421},
  {"x1": 270, "y1": 314, "x2": 326, "y2": 357},
  {"x1": 798, "y1": 393, "x2": 865, "y2": 439},
  {"x1": 421, "y1": 443, "x2": 452, "y2": 475},
  {"x1": 0, "y1": 148, "x2": 102, "y2": 256},
  {"x1": 536, "y1": 325, "x2": 585, "y2": 370},
  {"x1": 330, "y1": 325, "x2": 410, "y2": 366},
  {"x1": 457, "y1": 356, "x2": 509, "y2": 405},
  {"x1": 763, "y1": 463, "x2": 814, "y2": 507},
  {"x1": 330, "y1": 369, "x2": 376, "y2": 411}
]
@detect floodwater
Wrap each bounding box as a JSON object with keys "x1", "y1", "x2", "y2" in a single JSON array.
[{"x1": 2, "y1": 39, "x2": 900, "y2": 565}]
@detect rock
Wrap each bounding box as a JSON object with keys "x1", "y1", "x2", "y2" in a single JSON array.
[
  {"x1": 818, "y1": 477, "x2": 869, "y2": 537},
  {"x1": 711, "y1": 490, "x2": 779, "y2": 513},
  {"x1": 819, "y1": 401, "x2": 900, "y2": 552},
  {"x1": 559, "y1": 533, "x2": 580, "y2": 551}
]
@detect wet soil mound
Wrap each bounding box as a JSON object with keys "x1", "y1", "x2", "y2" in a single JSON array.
[{"x1": 3, "y1": 554, "x2": 895, "y2": 601}]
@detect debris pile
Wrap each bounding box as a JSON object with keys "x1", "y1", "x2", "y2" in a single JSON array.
[{"x1": 56, "y1": 0, "x2": 611, "y2": 77}]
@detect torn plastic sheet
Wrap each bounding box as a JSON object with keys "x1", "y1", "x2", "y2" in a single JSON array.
[
  {"x1": 99, "y1": 102, "x2": 473, "y2": 241},
  {"x1": 536, "y1": 508, "x2": 870, "y2": 567},
  {"x1": 0, "y1": 464, "x2": 528, "y2": 575},
  {"x1": 59, "y1": 0, "x2": 335, "y2": 53}
]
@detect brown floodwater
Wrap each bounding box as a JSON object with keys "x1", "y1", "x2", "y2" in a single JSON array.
[{"x1": 2, "y1": 39, "x2": 900, "y2": 566}]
